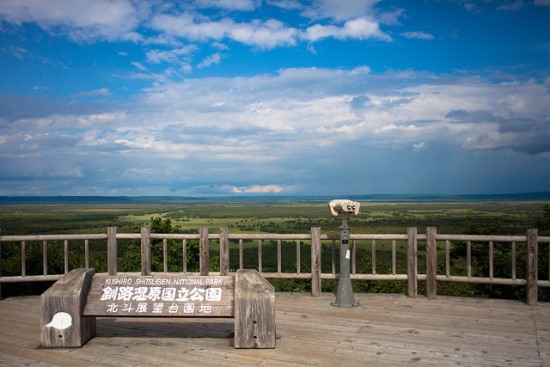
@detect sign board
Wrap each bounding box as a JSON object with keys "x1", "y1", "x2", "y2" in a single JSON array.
[{"x1": 83, "y1": 274, "x2": 235, "y2": 317}]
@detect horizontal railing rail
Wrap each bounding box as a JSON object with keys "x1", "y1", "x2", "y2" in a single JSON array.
[{"x1": 1, "y1": 227, "x2": 548, "y2": 304}]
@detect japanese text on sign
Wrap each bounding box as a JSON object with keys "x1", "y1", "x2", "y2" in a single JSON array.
[
  {"x1": 83, "y1": 275, "x2": 234, "y2": 317},
  {"x1": 99, "y1": 285, "x2": 222, "y2": 314}
]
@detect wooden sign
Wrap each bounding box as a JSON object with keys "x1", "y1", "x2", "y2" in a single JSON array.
[{"x1": 83, "y1": 274, "x2": 235, "y2": 317}]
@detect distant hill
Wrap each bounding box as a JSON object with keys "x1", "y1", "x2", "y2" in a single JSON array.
[{"x1": 0, "y1": 192, "x2": 548, "y2": 204}]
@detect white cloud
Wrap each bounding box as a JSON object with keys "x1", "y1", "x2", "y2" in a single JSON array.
[
  {"x1": 268, "y1": 0, "x2": 303, "y2": 10},
  {"x1": 400, "y1": 31, "x2": 434, "y2": 40},
  {"x1": 230, "y1": 184, "x2": 284, "y2": 193},
  {"x1": 2, "y1": 65, "x2": 548, "y2": 195},
  {"x1": 304, "y1": 17, "x2": 390, "y2": 42},
  {"x1": 146, "y1": 45, "x2": 198, "y2": 64},
  {"x1": 151, "y1": 13, "x2": 299, "y2": 49},
  {"x1": 73, "y1": 88, "x2": 110, "y2": 97},
  {"x1": 302, "y1": 0, "x2": 380, "y2": 21},
  {"x1": 413, "y1": 142, "x2": 426, "y2": 151},
  {"x1": 131, "y1": 61, "x2": 148, "y2": 71},
  {"x1": 228, "y1": 18, "x2": 298, "y2": 48},
  {"x1": 195, "y1": 0, "x2": 258, "y2": 11},
  {"x1": 151, "y1": 13, "x2": 231, "y2": 42},
  {"x1": 0, "y1": 0, "x2": 394, "y2": 55},
  {"x1": 0, "y1": 0, "x2": 142, "y2": 41},
  {"x1": 197, "y1": 53, "x2": 222, "y2": 69},
  {"x1": 497, "y1": 0, "x2": 524, "y2": 11}
]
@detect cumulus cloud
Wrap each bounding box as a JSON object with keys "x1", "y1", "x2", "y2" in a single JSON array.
[
  {"x1": 304, "y1": 17, "x2": 390, "y2": 42},
  {"x1": 0, "y1": 1, "x2": 547, "y2": 195},
  {"x1": 0, "y1": 0, "x2": 142, "y2": 42},
  {"x1": 151, "y1": 13, "x2": 299, "y2": 49},
  {"x1": 0, "y1": 0, "x2": 394, "y2": 61},
  {"x1": 302, "y1": 0, "x2": 380, "y2": 21},
  {"x1": 1, "y1": 67, "x2": 548, "y2": 195}
]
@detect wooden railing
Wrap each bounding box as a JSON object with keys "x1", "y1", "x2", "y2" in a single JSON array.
[{"x1": 1, "y1": 227, "x2": 549, "y2": 305}]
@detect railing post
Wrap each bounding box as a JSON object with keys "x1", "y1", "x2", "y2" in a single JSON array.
[
  {"x1": 407, "y1": 227, "x2": 418, "y2": 297},
  {"x1": 0, "y1": 228, "x2": 2, "y2": 300},
  {"x1": 526, "y1": 228, "x2": 538, "y2": 306},
  {"x1": 141, "y1": 226, "x2": 151, "y2": 276},
  {"x1": 219, "y1": 227, "x2": 229, "y2": 276},
  {"x1": 200, "y1": 227, "x2": 210, "y2": 276},
  {"x1": 426, "y1": 227, "x2": 437, "y2": 299},
  {"x1": 107, "y1": 227, "x2": 117, "y2": 276},
  {"x1": 311, "y1": 227, "x2": 322, "y2": 296}
]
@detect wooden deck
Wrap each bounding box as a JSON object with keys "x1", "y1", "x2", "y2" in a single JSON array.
[{"x1": 1, "y1": 293, "x2": 549, "y2": 367}]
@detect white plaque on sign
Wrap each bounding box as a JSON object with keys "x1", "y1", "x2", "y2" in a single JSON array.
[{"x1": 83, "y1": 274, "x2": 235, "y2": 317}]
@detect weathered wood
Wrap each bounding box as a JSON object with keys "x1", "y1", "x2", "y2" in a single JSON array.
[
  {"x1": 140, "y1": 226, "x2": 151, "y2": 275},
  {"x1": 84, "y1": 239, "x2": 89, "y2": 268},
  {"x1": 43, "y1": 269, "x2": 276, "y2": 349},
  {"x1": 200, "y1": 227, "x2": 210, "y2": 276},
  {"x1": 352, "y1": 239, "x2": 357, "y2": 274},
  {"x1": 6, "y1": 294, "x2": 548, "y2": 366},
  {"x1": 426, "y1": 226, "x2": 437, "y2": 299},
  {"x1": 371, "y1": 239, "x2": 377, "y2": 274},
  {"x1": 310, "y1": 227, "x2": 321, "y2": 297},
  {"x1": 296, "y1": 240, "x2": 301, "y2": 274},
  {"x1": 238, "y1": 239, "x2": 243, "y2": 270},
  {"x1": 41, "y1": 268, "x2": 96, "y2": 347},
  {"x1": 234, "y1": 269, "x2": 276, "y2": 349},
  {"x1": 107, "y1": 227, "x2": 117, "y2": 276},
  {"x1": 526, "y1": 228, "x2": 538, "y2": 305},
  {"x1": 258, "y1": 239, "x2": 263, "y2": 273},
  {"x1": 219, "y1": 227, "x2": 229, "y2": 276},
  {"x1": 391, "y1": 239, "x2": 397, "y2": 275},
  {"x1": 0, "y1": 234, "x2": 108, "y2": 241},
  {"x1": 277, "y1": 239, "x2": 282, "y2": 273},
  {"x1": 83, "y1": 274, "x2": 235, "y2": 317},
  {"x1": 162, "y1": 239, "x2": 168, "y2": 272},
  {"x1": 467, "y1": 240, "x2": 472, "y2": 277},
  {"x1": 3, "y1": 227, "x2": 550, "y2": 307},
  {"x1": 407, "y1": 227, "x2": 418, "y2": 297},
  {"x1": 182, "y1": 239, "x2": 187, "y2": 272},
  {"x1": 21, "y1": 240, "x2": 26, "y2": 276},
  {"x1": 489, "y1": 240, "x2": 494, "y2": 279},
  {"x1": 64, "y1": 240, "x2": 69, "y2": 274},
  {"x1": 42, "y1": 240, "x2": 47, "y2": 276}
]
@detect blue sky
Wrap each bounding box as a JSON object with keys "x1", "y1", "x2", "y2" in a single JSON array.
[{"x1": 0, "y1": 0, "x2": 549, "y2": 196}]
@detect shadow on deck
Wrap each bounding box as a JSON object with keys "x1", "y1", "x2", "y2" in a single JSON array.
[{"x1": 1, "y1": 293, "x2": 549, "y2": 366}]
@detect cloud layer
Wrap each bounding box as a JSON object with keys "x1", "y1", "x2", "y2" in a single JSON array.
[{"x1": 0, "y1": 0, "x2": 548, "y2": 196}]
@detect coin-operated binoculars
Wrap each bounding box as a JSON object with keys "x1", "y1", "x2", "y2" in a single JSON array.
[{"x1": 328, "y1": 199, "x2": 361, "y2": 308}]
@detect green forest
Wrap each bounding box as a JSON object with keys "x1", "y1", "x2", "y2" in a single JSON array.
[{"x1": 1, "y1": 200, "x2": 549, "y2": 301}]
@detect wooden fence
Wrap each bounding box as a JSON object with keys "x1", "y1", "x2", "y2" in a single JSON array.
[{"x1": 1, "y1": 227, "x2": 549, "y2": 305}]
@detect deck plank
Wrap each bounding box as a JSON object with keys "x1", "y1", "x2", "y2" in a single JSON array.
[{"x1": 0, "y1": 293, "x2": 548, "y2": 367}]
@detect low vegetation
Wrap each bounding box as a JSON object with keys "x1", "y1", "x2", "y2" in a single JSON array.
[{"x1": 1, "y1": 200, "x2": 549, "y2": 300}]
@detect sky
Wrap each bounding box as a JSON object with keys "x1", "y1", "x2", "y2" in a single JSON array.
[{"x1": 0, "y1": 0, "x2": 549, "y2": 197}]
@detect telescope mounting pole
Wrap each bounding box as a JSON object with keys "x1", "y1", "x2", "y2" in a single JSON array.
[{"x1": 331, "y1": 212, "x2": 359, "y2": 307}]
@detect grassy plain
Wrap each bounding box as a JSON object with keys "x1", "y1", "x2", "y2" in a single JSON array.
[
  {"x1": 1, "y1": 199, "x2": 548, "y2": 299},
  {"x1": 0, "y1": 199, "x2": 546, "y2": 236}
]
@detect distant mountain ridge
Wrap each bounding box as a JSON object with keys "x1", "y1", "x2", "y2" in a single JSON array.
[{"x1": 0, "y1": 192, "x2": 549, "y2": 204}]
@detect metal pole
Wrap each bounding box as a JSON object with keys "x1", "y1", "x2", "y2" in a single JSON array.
[{"x1": 332, "y1": 213, "x2": 358, "y2": 307}]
